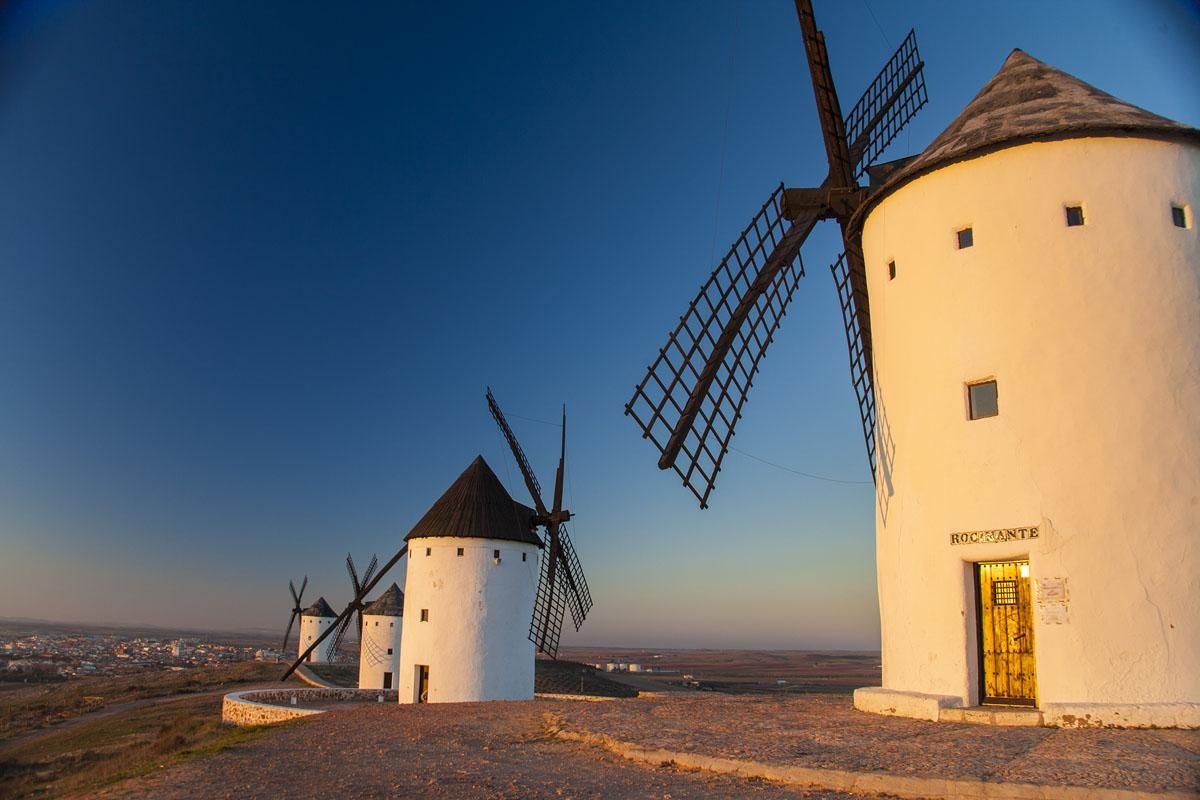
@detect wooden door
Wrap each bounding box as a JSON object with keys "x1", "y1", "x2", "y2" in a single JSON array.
[
  {"x1": 416, "y1": 665, "x2": 429, "y2": 703},
  {"x1": 383, "y1": 672, "x2": 392, "y2": 689},
  {"x1": 976, "y1": 560, "x2": 1037, "y2": 706}
]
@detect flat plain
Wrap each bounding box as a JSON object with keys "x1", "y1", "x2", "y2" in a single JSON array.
[{"x1": 559, "y1": 647, "x2": 882, "y2": 694}]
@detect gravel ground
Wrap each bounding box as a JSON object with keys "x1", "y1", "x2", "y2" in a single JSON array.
[
  {"x1": 557, "y1": 694, "x2": 1200, "y2": 794},
  {"x1": 91, "y1": 701, "x2": 884, "y2": 800}
]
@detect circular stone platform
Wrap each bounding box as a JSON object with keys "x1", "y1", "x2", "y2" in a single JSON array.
[{"x1": 222, "y1": 688, "x2": 398, "y2": 726}]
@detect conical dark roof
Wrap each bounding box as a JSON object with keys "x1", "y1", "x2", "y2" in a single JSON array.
[
  {"x1": 303, "y1": 596, "x2": 336, "y2": 618},
  {"x1": 363, "y1": 583, "x2": 404, "y2": 617},
  {"x1": 405, "y1": 456, "x2": 543, "y2": 546},
  {"x1": 860, "y1": 49, "x2": 1200, "y2": 219}
]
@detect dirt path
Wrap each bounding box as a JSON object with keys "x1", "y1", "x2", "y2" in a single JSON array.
[{"x1": 92, "y1": 701, "x2": 878, "y2": 800}]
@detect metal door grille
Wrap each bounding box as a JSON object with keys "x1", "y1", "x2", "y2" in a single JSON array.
[{"x1": 992, "y1": 580, "x2": 1018, "y2": 606}]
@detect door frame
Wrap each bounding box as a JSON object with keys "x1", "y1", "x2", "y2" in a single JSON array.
[
  {"x1": 414, "y1": 664, "x2": 429, "y2": 703},
  {"x1": 973, "y1": 559, "x2": 1037, "y2": 707}
]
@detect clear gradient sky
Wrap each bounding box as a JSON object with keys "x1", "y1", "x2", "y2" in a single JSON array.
[{"x1": 1, "y1": 0, "x2": 1197, "y2": 649}]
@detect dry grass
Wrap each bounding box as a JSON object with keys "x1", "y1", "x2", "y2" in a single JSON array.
[
  {"x1": 0, "y1": 692, "x2": 283, "y2": 799},
  {"x1": 0, "y1": 661, "x2": 283, "y2": 744}
]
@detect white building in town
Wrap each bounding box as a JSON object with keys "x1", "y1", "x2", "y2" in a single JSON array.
[
  {"x1": 358, "y1": 582, "x2": 404, "y2": 690},
  {"x1": 852, "y1": 51, "x2": 1199, "y2": 728},
  {"x1": 299, "y1": 596, "x2": 338, "y2": 664},
  {"x1": 397, "y1": 456, "x2": 543, "y2": 704}
]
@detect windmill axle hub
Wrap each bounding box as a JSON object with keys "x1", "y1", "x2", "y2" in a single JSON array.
[{"x1": 782, "y1": 186, "x2": 869, "y2": 220}]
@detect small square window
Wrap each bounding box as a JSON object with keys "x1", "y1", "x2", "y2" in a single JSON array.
[
  {"x1": 425, "y1": 547, "x2": 431, "y2": 556},
  {"x1": 387, "y1": 648, "x2": 393, "y2": 655},
  {"x1": 1065, "y1": 206, "x2": 1084, "y2": 226},
  {"x1": 1172, "y1": 205, "x2": 1188, "y2": 228},
  {"x1": 420, "y1": 609, "x2": 429, "y2": 622},
  {"x1": 888, "y1": 260, "x2": 896, "y2": 280},
  {"x1": 493, "y1": 549, "x2": 500, "y2": 559},
  {"x1": 389, "y1": 622, "x2": 393, "y2": 627},
  {"x1": 992, "y1": 580, "x2": 1018, "y2": 606},
  {"x1": 967, "y1": 380, "x2": 999, "y2": 420},
  {"x1": 957, "y1": 227, "x2": 974, "y2": 249},
  {"x1": 456, "y1": 548, "x2": 464, "y2": 556}
]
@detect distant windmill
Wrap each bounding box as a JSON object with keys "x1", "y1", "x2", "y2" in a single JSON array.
[
  {"x1": 281, "y1": 576, "x2": 307, "y2": 654},
  {"x1": 328, "y1": 553, "x2": 378, "y2": 660},
  {"x1": 625, "y1": 0, "x2": 927, "y2": 507},
  {"x1": 281, "y1": 391, "x2": 594, "y2": 680},
  {"x1": 487, "y1": 388, "x2": 593, "y2": 657}
]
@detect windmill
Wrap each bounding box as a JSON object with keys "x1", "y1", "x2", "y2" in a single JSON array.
[
  {"x1": 625, "y1": 0, "x2": 927, "y2": 507},
  {"x1": 326, "y1": 552, "x2": 379, "y2": 660},
  {"x1": 486, "y1": 387, "x2": 593, "y2": 658},
  {"x1": 281, "y1": 576, "x2": 307, "y2": 654},
  {"x1": 280, "y1": 390, "x2": 594, "y2": 680}
]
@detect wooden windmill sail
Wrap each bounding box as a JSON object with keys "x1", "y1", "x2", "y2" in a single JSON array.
[
  {"x1": 328, "y1": 552, "x2": 379, "y2": 659},
  {"x1": 487, "y1": 388, "x2": 592, "y2": 658},
  {"x1": 625, "y1": 0, "x2": 927, "y2": 507},
  {"x1": 280, "y1": 576, "x2": 307, "y2": 654}
]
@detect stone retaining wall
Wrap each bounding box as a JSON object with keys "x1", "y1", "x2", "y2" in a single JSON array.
[
  {"x1": 222, "y1": 688, "x2": 399, "y2": 727},
  {"x1": 535, "y1": 693, "x2": 623, "y2": 702}
]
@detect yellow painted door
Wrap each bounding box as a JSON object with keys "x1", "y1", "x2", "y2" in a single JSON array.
[{"x1": 976, "y1": 560, "x2": 1037, "y2": 706}]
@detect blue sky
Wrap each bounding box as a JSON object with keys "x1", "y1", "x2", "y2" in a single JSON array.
[{"x1": 1, "y1": 0, "x2": 1197, "y2": 649}]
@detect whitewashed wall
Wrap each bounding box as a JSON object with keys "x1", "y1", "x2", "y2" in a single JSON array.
[
  {"x1": 860, "y1": 136, "x2": 1199, "y2": 721},
  {"x1": 398, "y1": 536, "x2": 540, "y2": 703},
  {"x1": 358, "y1": 613, "x2": 402, "y2": 689},
  {"x1": 299, "y1": 614, "x2": 337, "y2": 663}
]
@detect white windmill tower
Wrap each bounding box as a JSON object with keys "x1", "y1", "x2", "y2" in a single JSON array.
[
  {"x1": 852, "y1": 50, "x2": 1200, "y2": 728},
  {"x1": 626, "y1": 2, "x2": 1197, "y2": 728},
  {"x1": 298, "y1": 597, "x2": 337, "y2": 663},
  {"x1": 358, "y1": 583, "x2": 404, "y2": 690},
  {"x1": 397, "y1": 456, "x2": 542, "y2": 703},
  {"x1": 397, "y1": 390, "x2": 592, "y2": 704}
]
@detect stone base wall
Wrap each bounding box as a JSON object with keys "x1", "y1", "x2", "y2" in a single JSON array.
[
  {"x1": 853, "y1": 687, "x2": 961, "y2": 722},
  {"x1": 855, "y1": 686, "x2": 1200, "y2": 728},
  {"x1": 1043, "y1": 702, "x2": 1200, "y2": 729},
  {"x1": 222, "y1": 688, "x2": 399, "y2": 727}
]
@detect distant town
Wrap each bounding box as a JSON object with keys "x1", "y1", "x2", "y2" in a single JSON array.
[{"x1": 0, "y1": 619, "x2": 280, "y2": 682}]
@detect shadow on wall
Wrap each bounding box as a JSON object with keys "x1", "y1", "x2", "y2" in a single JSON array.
[{"x1": 875, "y1": 376, "x2": 897, "y2": 525}]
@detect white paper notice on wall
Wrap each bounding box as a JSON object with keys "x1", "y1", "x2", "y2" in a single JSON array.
[
  {"x1": 1037, "y1": 577, "x2": 1068, "y2": 603},
  {"x1": 1041, "y1": 602, "x2": 1068, "y2": 624},
  {"x1": 1037, "y1": 577, "x2": 1068, "y2": 624}
]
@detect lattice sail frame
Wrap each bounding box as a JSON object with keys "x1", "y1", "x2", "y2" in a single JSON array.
[
  {"x1": 831, "y1": 252, "x2": 876, "y2": 480},
  {"x1": 843, "y1": 29, "x2": 927, "y2": 178},
  {"x1": 556, "y1": 524, "x2": 591, "y2": 629},
  {"x1": 625, "y1": 184, "x2": 806, "y2": 507},
  {"x1": 529, "y1": 524, "x2": 592, "y2": 658},
  {"x1": 330, "y1": 614, "x2": 354, "y2": 662},
  {"x1": 530, "y1": 539, "x2": 566, "y2": 656},
  {"x1": 486, "y1": 388, "x2": 592, "y2": 659},
  {"x1": 625, "y1": 18, "x2": 928, "y2": 507}
]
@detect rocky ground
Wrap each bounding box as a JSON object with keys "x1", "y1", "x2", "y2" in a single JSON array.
[
  {"x1": 88, "y1": 693, "x2": 1199, "y2": 799},
  {"x1": 555, "y1": 694, "x2": 1200, "y2": 795},
  {"x1": 94, "y1": 701, "x2": 870, "y2": 800}
]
